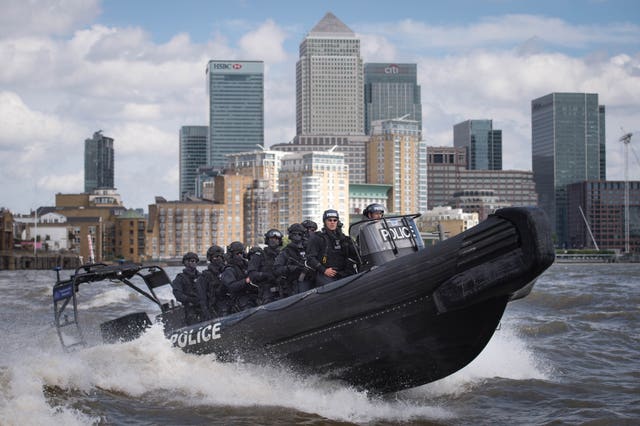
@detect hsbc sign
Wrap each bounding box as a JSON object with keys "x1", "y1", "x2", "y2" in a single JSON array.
[{"x1": 213, "y1": 63, "x2": 243, "y2": 70}]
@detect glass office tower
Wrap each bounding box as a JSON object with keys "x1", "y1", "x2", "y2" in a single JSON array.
[
  {"x1": 453, "y1": 119, "x2": 502, "y2": 170},
  {"x1": 207, "y1": 60, "x2": 264, "y2": 170},
  {"x1": 179, "y1": 126, "x2": 208, "y2": 200},
  {"x1": 84, "y1": 130, "x2": 114, "y2": 192},
  {"x1": 532, "y1": 92, "x2": 606, "y2": 247},
  {"x1": 364, "y1": 63, "x2": 422, "y2": 135}
]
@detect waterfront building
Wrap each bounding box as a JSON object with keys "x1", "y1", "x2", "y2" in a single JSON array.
[
  {"x1": 532, "y1": 92, "x2": 606, "y2": 247},
  {"x1": 272, "y1": 135, "x2": 368, "y2": 184},
  {"x1": 364, "y1": 63, "x2": 422, "y2": 135},
  {"x1": 453, "y1": 119, "x2": 502, "y2": 170},
  {"x1": 28, "y1": 212, "x2": 69, "y2": 252},
  {"x1": 114, "y1": 209, "x2": 146, "y2": 263},
  {"x1": 0, "y1": 209, "x2": 14, "y2": 269},
  {"x1": 449, "y1": 189, "x2": 511, "y2": 221},
  {"x1": 426, "y1": 146, "x2": 537, "y2": 212},
  {"x1": 368, "y1": 118, "x2": 427, "y2": 215},
  {"x1": 54, "y1": 190, "x2": 126, "y2": 261},
  {"x1": 348, "y1": 183, "x2": 392, "y2": 225},
  {"x1": 418, "y1": 206, "x2": 479, "y2": 238},
  {"x1": 206, "y1": 60, "x2": 264, "y2": 170},
  {"x1": 84, "y1": 130, "x2": 114, "y2": 192},
  {"x1": 278, "y1": 151, "x2": 349, "y2": 229},
  {"x1": 225, "y1": 149, "x2": 286, "y2": 193},
  {"x1": 193, "y1": 166, "x2": 222, "y2": 199},
  {"x1": 146, "y1": 175, "x2": 254, "y2": 260},
  {"x1": 179, "y1": 126, "x2": 208, "y2": 200},
  {"x1": 567, "y1": 181, "x2": 640, "y2": 252},
  {"x1": 426, "y1": 146, "x2": 467, "y2": 209},
  {"x1": 243, "y1": 179, "x2": 279, "y2": 247}
]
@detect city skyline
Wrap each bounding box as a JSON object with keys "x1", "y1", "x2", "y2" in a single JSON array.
[{"x1": 1, "y1": 0, "x2": 639, "y2": 213}]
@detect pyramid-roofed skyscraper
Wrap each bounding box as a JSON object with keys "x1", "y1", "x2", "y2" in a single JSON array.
[{"x1": 296, "y1": 12, "x2": 364, "y2": 136}]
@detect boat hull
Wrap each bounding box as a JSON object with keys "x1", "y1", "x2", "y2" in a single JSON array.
[{"x1": 164, "y1": 207, "x2": 554, "y2": 393}]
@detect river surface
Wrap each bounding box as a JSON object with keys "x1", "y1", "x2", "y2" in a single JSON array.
[{"x1": 0, "y1": 263, "x2": 638, "y2": 425}]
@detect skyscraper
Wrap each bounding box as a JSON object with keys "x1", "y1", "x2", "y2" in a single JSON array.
[
  {"x1": 84, "y1": 130, "x2": 114, "y2": 193},
  {"x1": 179, "y1": 126, "x2": 208, "y2": 200},
  {"x1": 364, "y1": 63, "x2": 422, "y2": 135},
  {"x1": 207, "y1": 60, "x2": 264, "y2": 170},
  {"x1": 532, "y1": 92, "x2": 606, "y2": 247},
  {"x1": 272, "y1": 13, "x2": 367, "y2": 184},
  {"x1": 296, "y1": 13, "x2": 364, "y2": 136},
  {"x1": 453, "y1": 119, "x2": 502, "y2": 170}
]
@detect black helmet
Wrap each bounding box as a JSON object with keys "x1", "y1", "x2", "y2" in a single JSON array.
[
  {"x1": 363, "y1": 203, "x2": 385, "y2": 218},
  {"x1": 288, "y1": 223, "x2": 306, "y2": 243},
  {"x1": 322, "y1": 209, "x2": 339, "y2": 222},
  {"x1": 301, "y1": 219, "x2": 317, "y2": 231},
  {"x1": 227, "y1": 241, "x2": 245, "y2": 255},
  {"x1": 264, "y1": 228, "x2": 283, "y2": 246},
  {"x1": 206, "y1": 245, "x2": 224, "y2": 261},
  {"x1": 182, "y1": 252, "x2": 199, "y2": 265},
  {"x1": 248, "y1": 245, "x2": 264, "y2": 258}
]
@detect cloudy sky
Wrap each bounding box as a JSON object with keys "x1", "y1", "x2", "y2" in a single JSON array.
[{"x1": 1, "y1": 0, "x2": 639, "y2": 213}]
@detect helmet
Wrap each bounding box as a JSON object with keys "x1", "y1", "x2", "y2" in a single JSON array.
[
  {"x1": 322, "y1": 209, "x2": 340, "y2": 222},
  {"x1": 248, "y1": 245, "x2": 264, "y2": 258},
  {"x1": 287, "y1": 223, "x2": 306, "y2": 242},
  {"x1": 264, "y1": 228, "x2": 283, "y2": 246},
  {"x1": 182, "y1": 252, "x2": 199, "y2": 265},
  {"x1": 301, "y1": 219, "x2": 317, "y2": 231},
  {"x1": 363, "y1": 203, "x2": 385, "y2": 218},
  {"x1": 206, "y1": 245, "x2": 224, "y2": 261},
  {"x1": 227, "y1": 241, "x2": 245, "y2": 255}
]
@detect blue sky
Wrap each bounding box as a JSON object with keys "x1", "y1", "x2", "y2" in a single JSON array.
[{"x1": 0, "y1": 0, "x2": 639, "y2": 213}]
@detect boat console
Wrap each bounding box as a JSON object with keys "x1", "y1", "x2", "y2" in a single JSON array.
[{"x1": 349, "y1": 214, "x2": 424, "y2": 268}]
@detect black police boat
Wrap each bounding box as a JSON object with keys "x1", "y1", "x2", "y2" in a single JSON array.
[{"x1": 52, "y1": 207, "x2": 554, "y2": 393}]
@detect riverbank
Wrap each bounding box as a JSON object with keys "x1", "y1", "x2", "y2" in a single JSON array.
[{"x1": 0, "y1": 251, "x2": 82, "y2": 270}]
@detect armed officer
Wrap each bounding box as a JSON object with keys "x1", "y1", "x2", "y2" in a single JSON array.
[
  {"x1": 171, "y1": 252, "x2": 209, "y2": 325},
  {"x1": 301, "y1": 219, "x2": 318, "y2": 248},
  {"x1": 274, "y1": 223, "x2": 314, "y2": 297},
  {"x1": 221, "y1": 241, "x2": 258, "y2": 312},
  {"x1": 306, "y1": 209, "x2": 360, "y2": 287},
  {"x1": 248, "y1": 229, "x2": 283, "y2": 304},
  {"x1": 197, "y1": 245, "x2": 227, "y2": 317},
  {"x1": 363, "y1": 203, "x2": 385, "y2": 220}
]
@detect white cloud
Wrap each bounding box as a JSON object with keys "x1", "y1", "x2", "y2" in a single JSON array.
[
  {"x1": 0, "y1": 0, "x2": 100, "y2": 38},
  {"x1": 360, "y1": 14, "x2": 640, "y2": 51},
  {"x1": 238, "y1": 19, "x2": 288, "y2": 63}
]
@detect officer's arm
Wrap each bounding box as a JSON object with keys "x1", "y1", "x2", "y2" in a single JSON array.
[{"x1": 306, "y1": 237, "x2": 326, "y2": 273}]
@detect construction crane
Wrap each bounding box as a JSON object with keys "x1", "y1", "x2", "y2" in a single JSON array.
[{"x1": 619, "y1": 132, "x2": 633, "y2": 254}]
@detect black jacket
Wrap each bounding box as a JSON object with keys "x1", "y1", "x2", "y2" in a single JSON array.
[{"x1": 306, "y1": 228, "x2": 359, "y2": 276}]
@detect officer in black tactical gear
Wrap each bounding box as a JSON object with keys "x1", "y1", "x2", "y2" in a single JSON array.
[
  {"x1": 221, "y1": 241, "x2": 257, "y2": 312},
  {"x1": 301, "y1": 219, "x2": 318, "y2": 248},
  {"x1": 171, "y1": 252, "x2": 209, "y2": 325},
  {"x1": 196, "y1": 245, "x2": 228, "y2": 317},
  {"x1": 306, "y1": 209, "x2": 360, "y2": 287},
  {"x1": 363, "y1": 203, "x2": 385, "y2": 219},
  {"x1": 274, "y1": 223, "x2": 314, "y2": 298},
  {"x1": 248, "y1": 229, "x2": 283, "y2": 304}
]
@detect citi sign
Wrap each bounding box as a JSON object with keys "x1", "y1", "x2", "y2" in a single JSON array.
[
  {"x1": 384, "y1": 64, "x2": 399, "y2": 74},
  {"x1": 213, "y1": 63, "x2": 243, "y2": 70}
]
